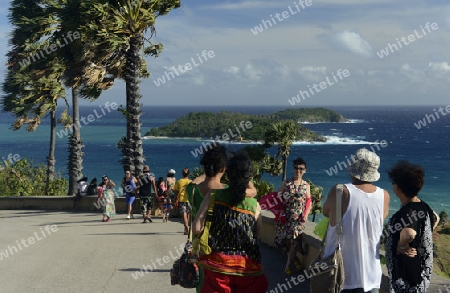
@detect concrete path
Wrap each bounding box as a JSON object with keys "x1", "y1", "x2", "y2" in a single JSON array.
[
  {"x1": 1, "y1": 210, "x2": 448, "y2": 293},
  {"x1": 0, "y1": 210, "x2": 307, "y2": 293}
]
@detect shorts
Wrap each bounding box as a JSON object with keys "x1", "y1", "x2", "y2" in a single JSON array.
[
  {"x1": 126, "y1": 194, "x2": 135, "y2": 205},
  {"x1": 140, "y1": 197, "x2": 154, "y2": 214},
  {"x1": 178, "y1": 202, "x2": 191, "y2": 215},
  {"x1": 201, "y1": 269, "x2": 268, "y2": 293}
]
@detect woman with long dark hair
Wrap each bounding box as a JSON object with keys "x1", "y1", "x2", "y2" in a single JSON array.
[{"x1": 193, "y1": 152, "x2": 268, "y2": 293}]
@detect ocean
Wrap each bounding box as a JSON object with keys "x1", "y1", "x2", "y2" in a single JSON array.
[{"x1": 1, "y1": 105, "x2": 449, "y2": 216}]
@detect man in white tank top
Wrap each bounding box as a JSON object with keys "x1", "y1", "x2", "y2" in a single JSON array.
[{"x1": 323, "y1": 148, "x2": 390, "y2": 293}]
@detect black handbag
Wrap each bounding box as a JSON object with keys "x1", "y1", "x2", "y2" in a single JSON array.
[
  {"x1": 309, "y1": 184, "x2": 345, "y2": 293},
  {"x1": 170, "y1": 207, "x2": 200, "y2": 288}
]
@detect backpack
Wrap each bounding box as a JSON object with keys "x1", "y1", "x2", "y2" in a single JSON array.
[{"x1": 170, "y1": 241, "x2": 200, "y2": 288}]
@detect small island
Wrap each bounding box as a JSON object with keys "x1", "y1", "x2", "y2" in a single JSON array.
[{"x1": 145, "y1": 108, "x2": 348, "y2": 142}]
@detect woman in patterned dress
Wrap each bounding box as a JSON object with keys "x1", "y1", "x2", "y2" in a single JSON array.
[
  {"x1": 274, "y1": 157, "x2": 312, "y2": 275},
  {"x1": 386, "y1": 161, "x2": 438, "y2": 292},
  {"x1": 97, "y1": 175, "x2": 116, "y2": 222}
]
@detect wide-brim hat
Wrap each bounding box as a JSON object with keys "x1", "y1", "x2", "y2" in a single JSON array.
[{"x1": 346, "y1": 148, "x2": 380, "y2": 182}]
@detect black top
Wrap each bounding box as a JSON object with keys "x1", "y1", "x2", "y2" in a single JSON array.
[
  {"x1": 386, "y1": 201, "x2": 435, "y2": 292},
  {"x1": 139, "y1": 174, "x2": 154, "y2": 198}
]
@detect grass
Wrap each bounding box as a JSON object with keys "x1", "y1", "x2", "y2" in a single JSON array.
[{"x1": 433, "y1": 222, "x2": 450, "y2": 279}]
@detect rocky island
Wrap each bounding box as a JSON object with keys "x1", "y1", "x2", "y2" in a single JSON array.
[{"x1": 145, "y1": 107, "x2": 348, "y2": 142}]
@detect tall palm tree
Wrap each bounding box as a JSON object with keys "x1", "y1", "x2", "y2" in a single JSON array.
[
  {"x1": 50, "y1": 0, "x2": 116, "y2": 195},
  {"x1": 82, "y1": 0, "x2": 180, "y2": 177},
  {"x1": 2, "y1": 0, "x2": 70, "y2": 194},
  {"x1": 4, "y1": 0, "x2": 118, "y2": 196}
]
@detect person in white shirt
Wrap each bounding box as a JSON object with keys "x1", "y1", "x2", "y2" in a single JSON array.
[{"x1": 323, "y1": 148, "x2": 390, "y2": 293}]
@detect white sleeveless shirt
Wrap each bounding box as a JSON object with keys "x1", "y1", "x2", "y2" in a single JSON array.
[{"x1": 323, "y1": 183, "x2": 384, "y2": 291}]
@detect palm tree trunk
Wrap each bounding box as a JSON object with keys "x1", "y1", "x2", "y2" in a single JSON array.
[
  {"x1": 45, "y1": 107, "x2": 56, "y2": 194},
  {"x1": 68, "y1": 87, "x2": 84, "y2": 195},
  {"x1": 124, "y1": 33, "x2": 145, "y2": 177},
  {"x1": 282, "y1": 155, "x2": 287, "y2": 181}
]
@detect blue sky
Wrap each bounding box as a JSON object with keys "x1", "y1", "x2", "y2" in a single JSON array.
[{"x1": 1, "y1": 0, "x2": 449, "y2": 106}]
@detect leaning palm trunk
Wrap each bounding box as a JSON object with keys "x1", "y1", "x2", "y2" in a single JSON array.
[
  {"x1": 45, "y1": 108, "x2": 57, "y2": 195},
  {"x1": 67, "y1": 87, "x2": 84, "y2": 195},
  {"x1": 124, "y1": 34, "x2": 144, "y2": 177}
]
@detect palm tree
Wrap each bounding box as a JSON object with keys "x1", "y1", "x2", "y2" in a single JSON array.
[
  {"x1": 82, "y1": 0, "x2": 180, "y2": 177},
  {"x1": 2, "y1": 0, "x2": 70, "y2": 194},
  {"x1": 4, "y1": 0, "x2": 120, "y2": 195},
  {"x1": 263, "y1": 120, "x2": 298, "y2": 181}
]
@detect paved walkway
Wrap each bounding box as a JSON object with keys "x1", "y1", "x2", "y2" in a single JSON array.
[
  {"x1": 1, "y1": 210, "x2": 448, "y2": 293},
  {"x1": 0, "y1": 210, "x2": 307, "y2": 293}
]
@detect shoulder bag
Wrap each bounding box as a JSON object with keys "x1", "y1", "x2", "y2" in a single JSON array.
[
  {"x1": 309, "y1": 184, "x2": 345, "y2": 293},
  {"x1": 170, "y1": 205, "x2": 200, "y2": 288}
]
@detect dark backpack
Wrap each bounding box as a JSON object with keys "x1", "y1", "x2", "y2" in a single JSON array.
[{"x1": 170, "y1": 241, "x2": 199, "y2": 288}]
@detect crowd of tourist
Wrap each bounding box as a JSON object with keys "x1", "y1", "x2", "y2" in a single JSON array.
[{"x1": 74, "y1": 144, "x2": 440, "y2": 293}]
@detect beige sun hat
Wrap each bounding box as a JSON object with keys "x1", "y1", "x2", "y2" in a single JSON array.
[{"x1": 346, "y1": 148, "x2": 380, "y2": 182}]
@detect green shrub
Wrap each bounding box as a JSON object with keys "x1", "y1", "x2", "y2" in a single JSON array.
[{"x1": 0, "y1": 158, "x2": 68, "y2": 196}]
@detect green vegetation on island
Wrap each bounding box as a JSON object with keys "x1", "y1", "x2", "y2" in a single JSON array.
[
  {"x1": 272, "y1": 108, "x2": 348, "y2": 123},
  {"x1": 145, "y1": 108, "x2": 347, "y2": 142}
]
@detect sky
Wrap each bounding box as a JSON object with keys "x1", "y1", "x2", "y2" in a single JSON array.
[{"x1": 0, "y1": 0, "x2": 450, "y2": 107}]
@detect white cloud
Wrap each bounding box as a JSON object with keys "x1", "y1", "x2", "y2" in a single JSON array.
[
  {"x1": 223, "y1": 66, "x2": 240, "y2": 75},
  {"x1": 297, "y1": 66, "x2": 328, "y2": 81},
  {"x1": 428, "y1": 62, "x2": 450, "y2": 72},
  {"x1": 319, "y1": 30, "x2": 373, "y2": 57},
  {"x1": 243, "y1": 64, "x2": 263, "y2": 80}
]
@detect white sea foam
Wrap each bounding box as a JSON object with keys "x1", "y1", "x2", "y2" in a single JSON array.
[
  {"x1": 292, "y1": 135, "x2": 380, "y2": 145},
  {"x1": 301, "y1": 119, "x2": 365, "y2": 124}
]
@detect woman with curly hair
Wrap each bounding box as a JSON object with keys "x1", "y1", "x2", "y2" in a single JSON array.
[
  {"x1": 386, "y1": 160, "x2": 439, "y2": 293},
  {"x1": 193, "y1": 152, "x2": 268, "y2": 293}
]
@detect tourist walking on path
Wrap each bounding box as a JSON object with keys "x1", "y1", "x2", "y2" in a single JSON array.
[
  {"x1": 137, "y1": 165, "x2": 157, "y2": 223},
  {"x1": 274, "y1": 157, "x2": 312, "y2": 275},
  {"x1": 193, "y1": 152, "x2": 268, "y2": 293},
  {"x1": 122, "y1": 170, "x2": 137, "y2": 219},
  {"x1": 385, "y1": 160, "x2": 439, "y2": 293},
  {"x1": 174, "y1": 168, "x2": 192, "y2": 234},
  {"x1": 186, "y1": 144, "x2": 228, "y2": 219},
  {"x1": 165, "y1": 169, "x2": 176, "y2": 196},
  {"x1": 323, "y1": 148, "x2": 390, "y2": 293},
  {"x1": 97, "y1": 175, "x2": 116, "y2": 222},
  {"x1": 186, "y1": 144, "x2": 228, "y2": 293}
]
